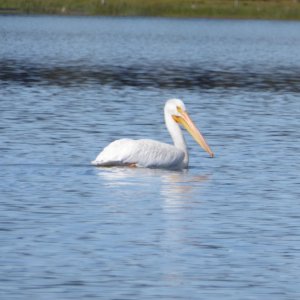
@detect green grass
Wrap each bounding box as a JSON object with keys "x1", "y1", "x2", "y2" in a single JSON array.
[{"x1": 1, "y1": 0, "x2": 300, "y2": 20}]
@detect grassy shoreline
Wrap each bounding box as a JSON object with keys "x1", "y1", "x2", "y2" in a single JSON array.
[{"x1": 1, "y1": 0, "x2": 300, "y2": 20}]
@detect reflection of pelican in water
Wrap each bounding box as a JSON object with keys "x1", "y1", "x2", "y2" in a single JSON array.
[
  {"x1": 92, "y1": 99, "x2": 213, "y2": 170},
  {"x1": 161, "y1": 172, "x2": 209, "y2": 202},
  {"x1": 96, "y1": 167, "x2": 209, "y2": 202}
]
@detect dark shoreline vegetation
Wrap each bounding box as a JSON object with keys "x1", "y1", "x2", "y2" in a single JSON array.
[
  {"x1": 1, "y1": 0, "x2": 300, "y2": 20},
  {"x1": 1, "y1": 59, "x2": 300, "y2": 93}
]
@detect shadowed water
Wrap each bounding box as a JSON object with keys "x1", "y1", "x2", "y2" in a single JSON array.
[{"x1": 0, "y1": 16, "x2": 300, "y2": 299}]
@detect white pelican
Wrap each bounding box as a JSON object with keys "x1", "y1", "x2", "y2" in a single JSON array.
[{"x1": 92, "y1": 99, "x2": 214, "y2": 169}]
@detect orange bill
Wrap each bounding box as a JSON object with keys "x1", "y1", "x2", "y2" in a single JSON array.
[{"x1": 173, "y1": 111, "x2": 214, "y2": 158}]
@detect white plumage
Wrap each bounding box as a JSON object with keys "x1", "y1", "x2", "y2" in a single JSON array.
[
  {"x1": 93, "y1": 138, "x2": 185, "y2": 169},
  {"x1": 92, "y1": 99, "x2": 213, "y2": 170}
]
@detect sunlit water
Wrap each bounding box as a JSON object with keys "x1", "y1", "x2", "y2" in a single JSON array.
[{"x1": 0, "y1": 16, "x2": 300, "y2": 299}]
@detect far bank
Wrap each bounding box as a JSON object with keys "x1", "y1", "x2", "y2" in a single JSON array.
[{"x1": 1, "y1": 0, "x2": 300, "y2": 20}]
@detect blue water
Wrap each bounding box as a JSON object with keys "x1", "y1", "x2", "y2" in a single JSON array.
[{"x1": 0, "y1": 16, "x2": 300, "y2": 299}]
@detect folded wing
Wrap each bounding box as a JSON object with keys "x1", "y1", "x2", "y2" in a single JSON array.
[{"x1": 91, "y1": 138, "x2": 185, "y2": 169}]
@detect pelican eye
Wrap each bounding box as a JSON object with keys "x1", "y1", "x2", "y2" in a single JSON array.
[{"x1": 176, "y1": 106, "x2": 183, "y2": 114}]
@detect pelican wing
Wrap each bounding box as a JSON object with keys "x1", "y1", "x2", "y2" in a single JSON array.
[{"x1": 92, "y1": 138, "x2": 185, "y2": 169}]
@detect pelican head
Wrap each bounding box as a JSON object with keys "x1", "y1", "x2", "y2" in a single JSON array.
[{"x1": 165, "y1": 99, "x2": 214, "y2": 158}]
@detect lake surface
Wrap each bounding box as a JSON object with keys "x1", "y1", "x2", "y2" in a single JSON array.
[{"x1": 0, "y1": 15, "x2": 300, "y2": 299}]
